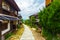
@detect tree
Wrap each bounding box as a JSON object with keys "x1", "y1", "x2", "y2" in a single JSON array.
[
  {"x1": 38, "y1": 0, "x2": 60, "y2": 40},
  {"x1": 30, "y1": 16, "x2": 36, "y2": 24}
]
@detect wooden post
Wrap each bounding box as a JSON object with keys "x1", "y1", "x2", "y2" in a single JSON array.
[
  {"x1": 0, "y1": 0, "x2": 2, "y2": 12},
  {"x1": 0, "y1": 0, "x2": 2, "y2": 7},
  {"x1": 0, "y1": 21, "x2": 2, "y2": 40},
  {"x1": 0, "y1": 30, "x2": 1, "y2": 40}
]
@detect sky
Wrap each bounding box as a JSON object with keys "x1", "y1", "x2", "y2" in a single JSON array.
[{"x1": 15, "y1": 0, "x2": 45, "y2": 20}]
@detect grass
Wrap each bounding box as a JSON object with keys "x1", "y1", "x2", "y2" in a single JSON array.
[
  {"x1": 15, "y1": 26, "x2": 24, "y2": 38},
  {"x1": 5, "y1": 32, "x2": 14, "y2": 39},
  {"x1": 6, "y1": 25, "x2": 24, "y2": 40}
]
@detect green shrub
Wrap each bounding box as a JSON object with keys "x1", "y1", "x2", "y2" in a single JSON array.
[
  {"x1": 38, "y1": 1, "x2": 60, "y2": 40},
  {"x1": 38, "y1": 1, "x2": 60, "y2": 34},
  {"x1": 42, "y1": 27, "x2": 59, "y2": 40},
  {"x1": 5, "y1": 32, "x2": 13, "y2": 39},
  {"x1": 17, "y1": 24, "x2": 20, "y2": 29}
]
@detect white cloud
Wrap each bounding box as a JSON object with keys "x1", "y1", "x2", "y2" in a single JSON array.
[
  {"x1": 15, "y1": 0, "x2": 45, "y2": 20},
  {"x1": 15, "y1": 0, "x2": 35, "y2": 10}
]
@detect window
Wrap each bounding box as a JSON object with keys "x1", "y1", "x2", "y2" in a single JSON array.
[
  {"x1": 0, "y1": 22, "x2": 2, "y2": 27},
  {"x1": 10, "y1": 7, "x2": 15, "y2": 12},
  {"x1": 2, "y1": 1, "x2": 10, "y2": 11},
  {"x1": 15, "y1": 11, "x2": 17, "y2": 15},
  {"x1": 10, "y1": 7, "x2": 17, "y2": 15}
]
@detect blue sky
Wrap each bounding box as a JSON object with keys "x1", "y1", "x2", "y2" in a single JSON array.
[{"x1": 15, "y1": 0, "x2": 45, "y2": 20}]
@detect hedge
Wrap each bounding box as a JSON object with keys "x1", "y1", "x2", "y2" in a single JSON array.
[{"x1": 38, "y1": 1, "x2": 60, "y2": 34}]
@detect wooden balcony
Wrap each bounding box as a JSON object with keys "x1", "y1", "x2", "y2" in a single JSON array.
[{"x1": 2, "y1": 8, "x2": 17, "y2": 17}]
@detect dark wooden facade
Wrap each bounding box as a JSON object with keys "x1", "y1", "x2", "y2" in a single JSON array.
[
  {"x1": 18, "y1": 15, "x2": 22, "y2": 25},
  {"x1": 0, "y1": 0, "x2": 20, "y2": 40},
  {"x1": 0, "y1": 0, "x2": 2, "y2": 39},
  {"x1": 29, "y1": 14, "x2": 40, "y2": 27}
]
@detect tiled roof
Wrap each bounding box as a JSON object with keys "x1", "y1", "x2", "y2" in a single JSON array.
[{"x1": 0, "y1": 14, "x2": 19, "y2": 20}]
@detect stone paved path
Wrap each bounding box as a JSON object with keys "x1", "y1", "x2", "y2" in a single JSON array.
[{"x1": 20, "y1": 24, "x2": 35, "y2": 40}]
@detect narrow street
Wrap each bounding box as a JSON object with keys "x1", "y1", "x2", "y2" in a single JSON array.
[
  {"x1": 8, "y1": 24, "x2": 45, "y2": 40},
  {"x1": 1, "y1": 0, "x2": 60, "y2": 40},
  {"x1": 20, "y1": 24, "x2": 35, "y2": 40}
]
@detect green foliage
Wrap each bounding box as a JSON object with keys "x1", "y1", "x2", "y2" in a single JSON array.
[
  {"x1": 17, "y1": 24, "x2": 20, "y2": 29},
  {"x1": 42, "y1": 27, "x2": 60, "y2": 40},
  {"x1": 30, "y1": 16, "x2": 36, "y2": 23},
  {"x1": 5, "y1": 32, "x2": 13, "y2": 39},
  {"x1": 38, "y1": 0, "x2": 60, "y2": 40},
  {"x1": 24, "y1": 18, "x2": 38, "y2": 29},
  {"x1": 42, "y1": 27, "x2": 53, "y2": 40},
  {"x1": 21, "y1": 19, "x2": 24, "y2": 23},
  {"x1": 30, "y1": 16, "x2": 38, "y2": 29},
  {"x1": 38, "y1": 1, "x2": 60, "y2": 34},
  {"x1": 24, "y1": 20, "x2": 30, "y2": 25}
]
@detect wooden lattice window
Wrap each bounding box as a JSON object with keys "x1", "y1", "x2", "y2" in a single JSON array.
[{"x1": 2, "y1": 0, "x2": 10, "y2": 11}]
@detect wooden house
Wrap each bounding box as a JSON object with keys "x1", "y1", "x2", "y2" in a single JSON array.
[
  {"x1": 0, "y1": 0, "x2": 20, "y2": 40},
  {"x1": 18, "y1": 15, "x2": 22, "y2": 25},
  {"x1": 29, "y1": 14, "x2": 40, "y2": 28},
  {"x1": 46, "y1": 0, "x2": 53, "y2": 7},
  {"x1": 29, "y1": 14, "x2": 39, "y2": 23}
]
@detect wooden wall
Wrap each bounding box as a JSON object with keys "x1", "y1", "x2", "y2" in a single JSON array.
[
  {"x1": 0, "y1": 0, "x2": 2, "y2": 7},
  {"x1": 10, "y1": 21, "x2": 16, "y2": 32},
  {"x1": 46, "y1": 0, "x2": 52, "y2": 6},
  {"x1": 0, "y1": 0, "x2": 2, "y2": 13},
  {"x1": 2, "y1": 23, "x2": 8, "y2": 31},
  {"x1": 0, "y1": 17, "x2": 8, "y2": 40},
  {"x1": 0, "y1": 31, "x2": 1, "y2": 40},
  {"x1": 0, "y1": 27, "x2": 1, "y2": 39}
]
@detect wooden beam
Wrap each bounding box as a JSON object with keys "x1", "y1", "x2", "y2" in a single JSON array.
[
  {"x1": 0, "y1": 0, "x2": 2, "y2": 13},
  {"x1": 0, "y1": 0, "x2": 2, "y2": 7},
  {"x1": 0, "y1": 20, "x2": 8, "y2": 23},
  {"x1": 0, "y1": 30, "x2": 1, "y2": 40},
  {"x1": 0, "y1": 14, "x2": 18, "y2": 18},
  {"x1": 0, "y1": 21, "x2": 2, "y2": 40}
]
